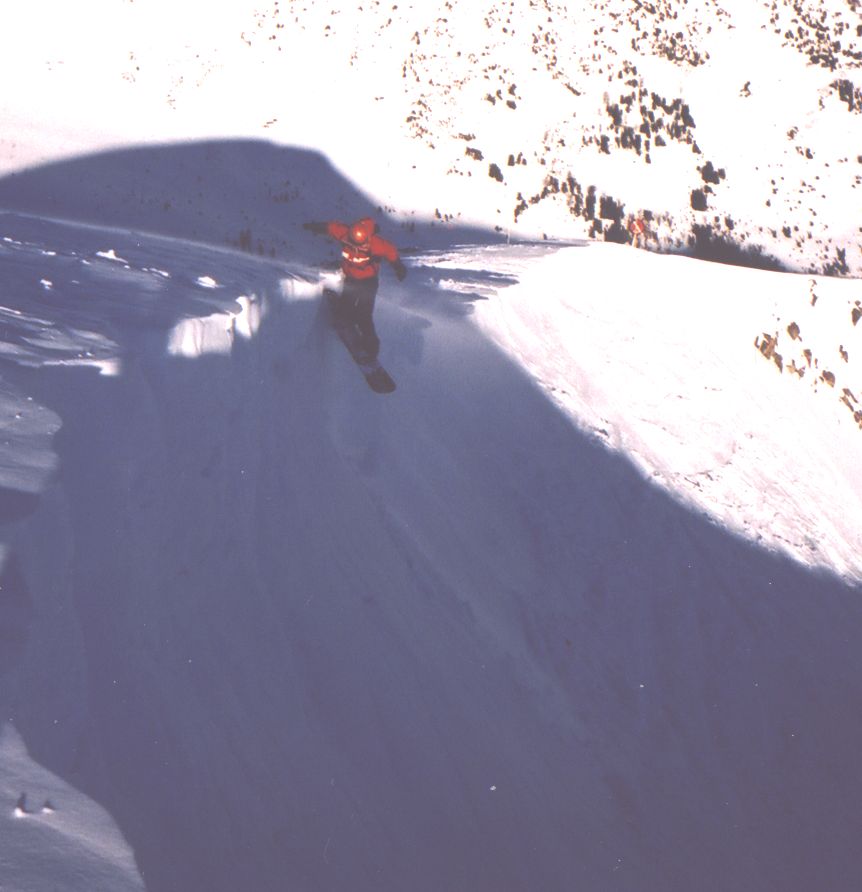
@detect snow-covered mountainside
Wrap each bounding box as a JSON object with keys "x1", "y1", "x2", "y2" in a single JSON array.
[
  {"x1": 1, "y1": 1, "x2": 861, "y2": 890},
  {"x1": 1, "y1": 0, "x2": 860, "y2": 274},
  {"x1": 0, "y1": 209, "x2": 861, "y2": 892},
  {"x1": 289, "y1": 0, "x2": 862, "y2": 274}
]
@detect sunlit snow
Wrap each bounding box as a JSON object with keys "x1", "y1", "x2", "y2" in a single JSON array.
[{"x1": 0, "y1": 2, "x2": 860, "y2": 891}]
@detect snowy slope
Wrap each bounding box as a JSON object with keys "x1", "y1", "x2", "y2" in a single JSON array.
[
  {"x1": 0, "y1": 0, "x2": 861, "y2": 890},
  {"x1": 467, "y1": 242, "x2": 862, "y2": 579},
  {"x1": 0, "y1": 722, "x2": 143, "y2": 892},
  {"x1": 0, "y1": 210, "x2": 861, "y2": 892},
  {"x1": 1, "y1": 0, "x2": 860, "y2": 273}
]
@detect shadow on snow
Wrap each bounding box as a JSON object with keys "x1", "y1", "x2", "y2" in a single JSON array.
[
  {"x1": 0, "y1": 138, "x2": 506, "y2": 261},
  {"x1": 0, "y1": 141, "x2": 860, "y2": 892}
]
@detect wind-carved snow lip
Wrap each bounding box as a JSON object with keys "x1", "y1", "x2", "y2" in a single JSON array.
[
  {"x1": 0, "y1": 723, "x2": 143, "y2": 887},
  {"x1": 471, "y1": 241, "x2": 862, "y2": 585},
  {"x1": 0, "y1": 212, "x2": 286, "y2": 364},
  {"x1": 166, "y1": 290, "x2": 266, "y2": 358},
  {"x1": 0, "y1": 211, "x2": 289, "y2": 527}
]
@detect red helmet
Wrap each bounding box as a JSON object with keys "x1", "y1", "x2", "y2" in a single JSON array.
[{"x1": 349, "y1": 219, "x2": 374, "y2": 246}]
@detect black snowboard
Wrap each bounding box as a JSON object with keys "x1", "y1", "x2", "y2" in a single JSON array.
[{"x1": 324, "y1": 289, "x2": 396, "y2": 394}]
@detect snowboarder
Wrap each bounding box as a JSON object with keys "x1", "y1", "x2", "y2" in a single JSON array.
[
  {"x1": 303, "y1": 216, "x2": 407, "y2": 364},
  {"x1": 627, "y1": 215, "x2": 647, "y2": 248}
]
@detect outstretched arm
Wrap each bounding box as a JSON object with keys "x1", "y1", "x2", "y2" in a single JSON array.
[
  {"x1": 303, "y1": 221, "x2": 350, "y2": 240},
  {"x1": 372, "y1": 235, "x2": 407, "y2": 280}
]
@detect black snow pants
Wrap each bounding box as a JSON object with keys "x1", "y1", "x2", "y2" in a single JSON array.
[{"x1": 335, "y1": 275, "x2": 380, "y2": 362}]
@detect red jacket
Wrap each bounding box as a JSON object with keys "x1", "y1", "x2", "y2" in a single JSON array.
[{"x1": 326, "y1": 218, "x2": 400, "y2": 280}]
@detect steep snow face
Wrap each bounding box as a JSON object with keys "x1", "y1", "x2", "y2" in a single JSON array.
[
  {"x1": 1, "y1": 0, "x2": 859, "y2": 274},
  {"x1": 2, "y1": 213, "x2": 862, "y2": 891},
  {"x1": 0, "y1": 213, "x2": 287, "y2": 889},
  {"x1": 464, "y1": 241, "x2": 862, "y2": 581}
]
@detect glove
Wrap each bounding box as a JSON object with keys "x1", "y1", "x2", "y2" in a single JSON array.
[
  {"x1": 303, "y1": 221, "x2": 328, "y2": 235},
  {"x1": 393, "y1": 259, "x2": 407, "y2": 281}
]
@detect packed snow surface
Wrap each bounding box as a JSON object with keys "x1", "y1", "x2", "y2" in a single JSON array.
[{"x1": 0, "y1": 209, "x2": 860, "y2": 892}]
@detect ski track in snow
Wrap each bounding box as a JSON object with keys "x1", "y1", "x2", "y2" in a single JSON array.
[{"x1": 0, "y1": 210, "x2": 860, "y2": 891}]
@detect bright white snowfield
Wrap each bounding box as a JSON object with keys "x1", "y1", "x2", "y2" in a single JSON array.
[
  {"x1": 0, "y1": 1, "x2": 861, "y2": 891},
  {"x1": 2, "y1": 0, "x2": 861, "y2": 273}
]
